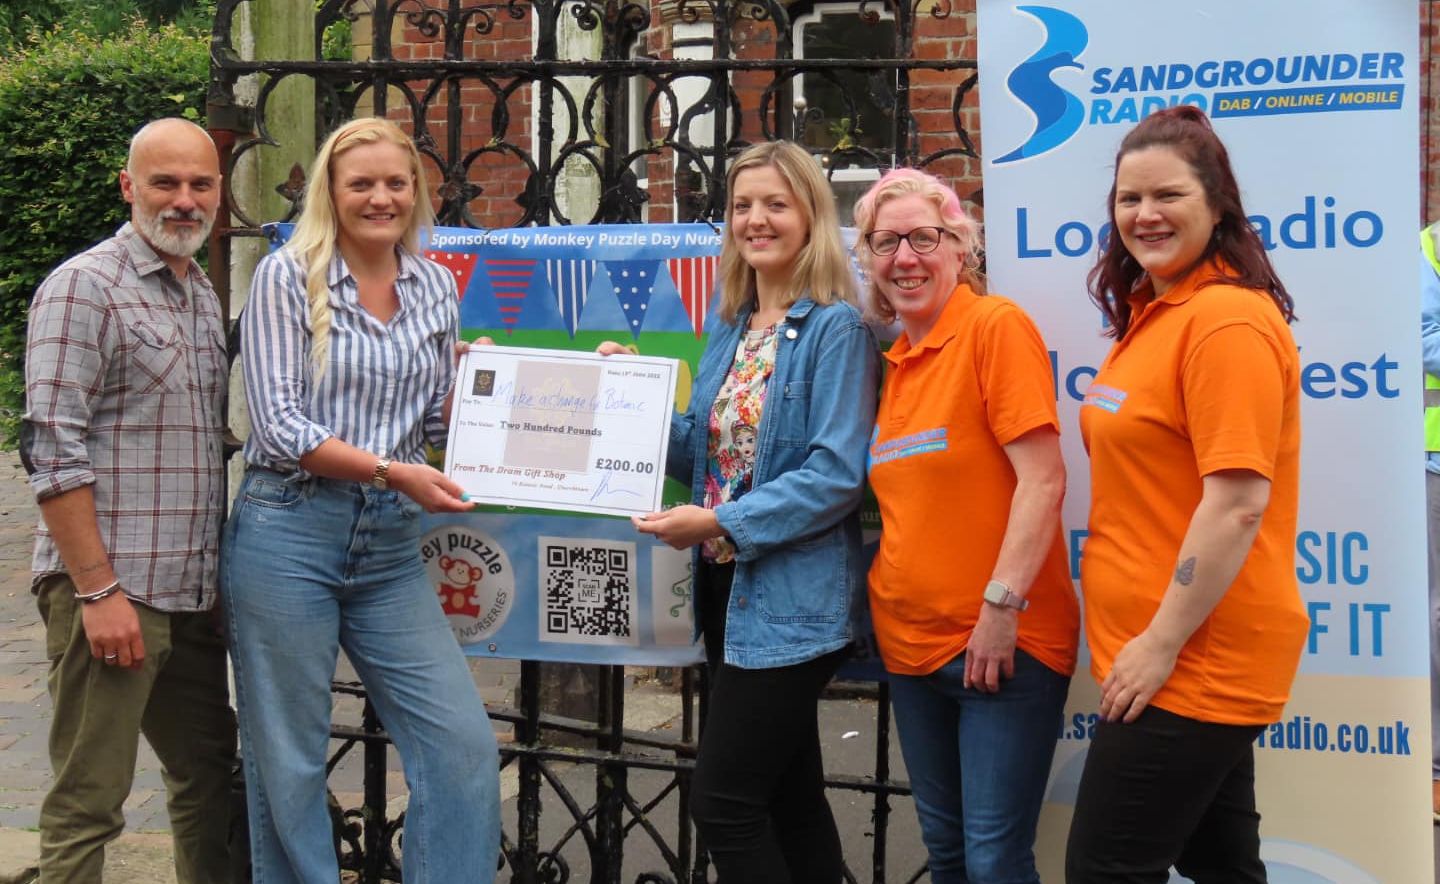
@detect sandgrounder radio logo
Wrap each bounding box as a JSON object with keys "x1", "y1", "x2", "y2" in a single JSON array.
[
  {"x1": 993, "y1": 4, "x2": 1406, "y2": 166},
  {"x1": 994, "y1": 5, "x2": 1089, "y2": 164},
  {"x1": 422, "y1": 526, "x2": 514, "y2": 644}
]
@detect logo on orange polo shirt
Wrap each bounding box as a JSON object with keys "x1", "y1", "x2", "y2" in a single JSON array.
[
  {"x1": 1082, "y1": 382, "x2": 1129, "y2": 413},
  {"x1": 870, "y1": 427, "x2": 949, "y2": 467}
]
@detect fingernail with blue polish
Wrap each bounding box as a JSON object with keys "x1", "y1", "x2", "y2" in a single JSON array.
[{"x1": 460, "y1": 492, "x2": 471, "y2": 502}]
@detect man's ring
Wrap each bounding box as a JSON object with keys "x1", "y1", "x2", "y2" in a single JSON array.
[{"x1": 103, "y1": 653, "x2": 118, "y2": 662}]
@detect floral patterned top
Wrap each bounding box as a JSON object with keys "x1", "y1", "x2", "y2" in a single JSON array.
[{"x1": 702, "y1": 322, "x2": 779, "y2": 562}]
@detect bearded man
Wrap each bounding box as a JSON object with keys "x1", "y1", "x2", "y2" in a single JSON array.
[{"x1": 21, "y1": 117, "x2": 236, "y2": 883}]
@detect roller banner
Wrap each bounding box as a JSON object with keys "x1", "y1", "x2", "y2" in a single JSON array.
[{"x1": 977, "y1": 1, "x2": 1428, "y2": 880}]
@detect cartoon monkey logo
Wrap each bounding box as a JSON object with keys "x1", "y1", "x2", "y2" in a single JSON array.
[
  {"x1": 421, "y1": 526, "x2": 515, "y2": 644},
  {"x1": 438, "y1": 554, "x2": 485, "y2": 618}
]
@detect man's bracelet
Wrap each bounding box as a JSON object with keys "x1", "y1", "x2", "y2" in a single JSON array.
[{"x1": 74, "y1": 580, "x2": 122, "y2": 604}]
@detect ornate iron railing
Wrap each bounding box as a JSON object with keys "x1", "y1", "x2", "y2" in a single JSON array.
[
  {"x1": 207, "y1": 0, "x2": 979, "y2": 235},
  {"x1": 322, "y1": 669, "x2": 917, "y2": 883},
  {"x1": 208, "y1": 1, "x2": 979, "y2": 880}
]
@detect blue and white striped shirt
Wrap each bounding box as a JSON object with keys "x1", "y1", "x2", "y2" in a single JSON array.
[{"x1": 241, "y1": 247, "x2": 459, "y2": 473}]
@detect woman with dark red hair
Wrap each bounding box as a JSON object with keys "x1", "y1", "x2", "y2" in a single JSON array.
[{"x1": 1066, "y1": 105, "x2": 1307, "y2": 883}]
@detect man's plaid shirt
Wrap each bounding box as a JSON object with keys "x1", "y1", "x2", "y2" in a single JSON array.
[{"x1": 22, "y1": 224, "x2": 226, "y2": 611}]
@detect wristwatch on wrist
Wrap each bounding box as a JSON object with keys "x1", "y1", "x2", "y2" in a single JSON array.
[
  {"x1": 370, "y1": 457, "x2": 392, "y2": 490},
  {"x1": 982, "y1": 579, "x2": 1029, "y2": 612}
]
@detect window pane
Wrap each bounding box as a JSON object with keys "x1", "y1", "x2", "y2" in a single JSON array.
[
  {"x1": 829, "y1": 177, "x2": 874, "y2": 226},
  {"x1": 801, "y1": 13, "x2": 897, "y2": 165}
]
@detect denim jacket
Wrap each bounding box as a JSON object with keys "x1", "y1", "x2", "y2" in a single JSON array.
[{"x1": 668, "y1": 295, "x2": 879, "y2": 668}]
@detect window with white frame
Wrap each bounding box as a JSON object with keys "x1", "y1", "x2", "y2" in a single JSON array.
[{"x1": 794, "y1": 5, "x2": 897, "y2": 223}]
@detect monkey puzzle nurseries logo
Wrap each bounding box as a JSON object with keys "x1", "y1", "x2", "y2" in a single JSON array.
[{"x1": 421, "y1": 526, "x2": 514, "y2": 644}]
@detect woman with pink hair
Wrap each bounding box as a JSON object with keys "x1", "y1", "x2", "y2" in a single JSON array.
[{"x1": 856, "y1": 167, "x2": 1078, "y2": 883}]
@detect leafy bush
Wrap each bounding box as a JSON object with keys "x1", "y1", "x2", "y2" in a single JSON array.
[
  {"x1": 0, "y1": 20, "x2": 209, "y2": 445},
  {"x1": 0, "y1": 1, "x2": 215, "y2": 51}
]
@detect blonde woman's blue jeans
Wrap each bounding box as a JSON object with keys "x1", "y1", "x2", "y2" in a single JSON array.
[{"x1": 222, "y1": 468, "x2": 500, "y2": 884}]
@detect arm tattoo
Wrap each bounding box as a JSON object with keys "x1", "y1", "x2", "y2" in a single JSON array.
[
  {"x1": 1174, "y1": 556, "x2": 1197, "y2": 586},
  {"x1": 72, "y1": 561, "x2": 110, "y2": 578}
]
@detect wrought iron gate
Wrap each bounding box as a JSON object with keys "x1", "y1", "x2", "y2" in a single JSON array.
[{"x1": 208, "y1": 2, "x2": 979, "y2": 880}]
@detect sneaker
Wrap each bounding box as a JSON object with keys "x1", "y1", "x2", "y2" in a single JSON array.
[{"x1": 1432, "y1": 780, "x2": 1440, "y2": 823}]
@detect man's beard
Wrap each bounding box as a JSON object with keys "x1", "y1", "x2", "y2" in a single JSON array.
[{"x1": 135, "y1": 205, "x2": 214, "y2": 259}]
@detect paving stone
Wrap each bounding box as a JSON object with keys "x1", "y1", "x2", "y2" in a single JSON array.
[
  {"x1": 121, "y1": 790, "x2": 172, "y2": 832},
  {"x1": 4, "y1": 734, "x2": 45, "y2": 756},
  {"x1": 0, "y1": 766, "x2": 47, "y2": 787},
  {"x1": 0, "y1": 807, "x2": 40, "y2": 830},
  {"x1": 0, "y1": 791, "x2": 44, "y2": 816}
]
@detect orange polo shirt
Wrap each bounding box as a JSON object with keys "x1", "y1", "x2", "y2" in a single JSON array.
[
  {"x1": 1078, "y1": 262, "x2": 1307, "y2": 725},
  {"x1": 867, "y1": 285, "x2": 1079, "y2": 677}
]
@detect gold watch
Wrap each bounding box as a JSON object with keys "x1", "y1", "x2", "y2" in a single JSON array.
[{"x1": 370, "y1": 457, "x2": 392, "y2": 490}]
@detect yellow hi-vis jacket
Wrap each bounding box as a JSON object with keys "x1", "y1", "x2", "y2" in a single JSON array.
[{"x1": 1419, "y1": 227, "x2": 1440, "y2": 453}]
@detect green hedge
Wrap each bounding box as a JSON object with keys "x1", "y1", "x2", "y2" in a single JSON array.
[
  {"x1": 0, "y1": 21, "x2": 209, "y2": 446},
  {"x1": 0, "y1": 2, "x2": 213, "y2": 52}
]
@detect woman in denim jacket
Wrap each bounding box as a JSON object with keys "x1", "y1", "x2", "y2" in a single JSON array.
[{"x1": 607, "y1": 140, "x2": 877, "y2": 882}]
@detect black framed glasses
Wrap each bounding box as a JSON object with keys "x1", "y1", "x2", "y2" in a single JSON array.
[{"x1": 865, "y1": 226, "x2": 953, "y2": 256}]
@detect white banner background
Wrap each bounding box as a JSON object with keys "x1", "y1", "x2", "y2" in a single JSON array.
[{"x1": 977, "y1": 2, "x2": 1429, "y2": 880}]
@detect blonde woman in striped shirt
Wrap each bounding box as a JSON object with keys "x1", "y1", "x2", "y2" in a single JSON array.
[{"x1": 223, "y1": 117, "x2": 500, "y2": 883}]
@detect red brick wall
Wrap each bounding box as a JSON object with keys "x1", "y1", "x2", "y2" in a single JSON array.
[
  {"x1": 911, "y1": 1, "x2": 982, "y2": 213},
  {"x1": 1422, "y1": 0, "x2": 1439, "y2": 225},
  {"x1": 712, "y1": 2, "x2": 983, "y2": 215},
  {"x1": 387, "y1": 17, "x2": 534, "y2": 227},
  {"x1": 639, "y1": 12, "x2": 675, "y2": 222},
  {"x1": 386, "y1": 0, "x2": 1434, "y2": 230}
]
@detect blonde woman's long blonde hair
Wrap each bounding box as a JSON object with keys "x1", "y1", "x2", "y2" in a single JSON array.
[
  {"x1": 285, "y1": 117, "x2": 436, "y2": 373},
  {"x1": 716, "y1": 141, "x2": 856, "y2": 323}
]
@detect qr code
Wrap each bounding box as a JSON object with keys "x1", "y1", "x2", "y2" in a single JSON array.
[{"x1": 538, "y1": 537, "x2": 638, "y2": 646}]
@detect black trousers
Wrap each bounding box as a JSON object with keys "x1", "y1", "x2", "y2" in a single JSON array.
[
  {"x1": 690, "y1": 559, "x2": 847, "y2": 884},
  {"x1": 1065, "y1": 705, "x2": 1268, "y2": 884}
]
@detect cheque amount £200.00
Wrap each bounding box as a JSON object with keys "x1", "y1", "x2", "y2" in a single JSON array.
[{"x1": 445, "y1": 346, "x2": 679, "y2": 517}]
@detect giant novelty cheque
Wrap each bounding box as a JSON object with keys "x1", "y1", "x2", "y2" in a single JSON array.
[
  {"x1": 446, "y1": 345, "x2": 678, "y2": 518},
  {"x1": 977, "y1": 1, "x2": 1428, "y2": 880}
]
